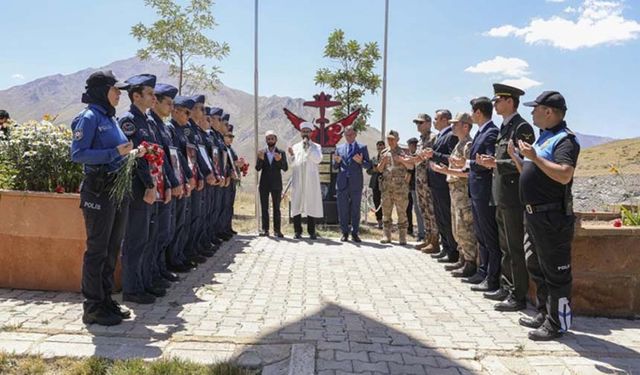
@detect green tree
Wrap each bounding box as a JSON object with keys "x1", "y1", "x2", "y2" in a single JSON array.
[
  {"x1": 315, "y1": 29, "x2": 381, "y2": 131},
  {"x1": 131, "y1": 0, "x2": 230, "y2": 94}
]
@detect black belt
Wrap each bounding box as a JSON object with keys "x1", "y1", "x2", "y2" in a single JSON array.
[{"x1": 525, "y1": 202, "x2": 563, "y2": 214}]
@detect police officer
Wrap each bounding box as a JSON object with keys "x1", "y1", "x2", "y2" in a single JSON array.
[
  {"x1": 210, "y1": 109, "x2": 230, "y2": 242},
  {"x1": 377, "y1": 130, "x2": 414, "y2": 245},
  {"x1": 406, "y1": 137, "x2": 425, "y2": 241},
  {"x1": 222, "y1": 124, "x2": 241, "y2": 237},
  {"x1": 148, "y1": 83, "x2": 183, "y2": 284},
  {"x1": 166, "y1": 96, "x2": 198, "y2": 272},
  {"x1": 477, "y1": 84, "x2": 536, "y2": 311},
  {"x1": 425, "y1": 110, "x2": 459, "y2": 262},
  {"x1": 366, "y1": 140, "x2": 386, "y2": 229},
  {"x1": 431, "y1": 113, "x2": 478, "y2": 278},
  {"x1": 508, "y1": 91, "x2": 579, "y2": 341},
  {"x1": 460, "y1": 97, "x2": 500, "y2": 292},
  {"x1": 71, "y1": 70, "x2": 133, "y2": 325},
  {"x1": 119, "y1": 74, "x2": 166, "y2": 304}
]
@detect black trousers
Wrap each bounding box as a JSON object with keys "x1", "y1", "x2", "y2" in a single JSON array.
[
  {"x1": 496, "y1": 206, "x2": 528, "y2": 300},
  {"x1": 293, "y1": 215, "x2": 316, "y2": 236},
  {"x1": 431, "y1": 186, "x2": 458, "y2": 257},
  {"x1": 372, "y1": 187, "x2": 382, "y2": 221},
  {"x1": 406, "y1": 191, "x2": 413, "y2": 231},
  {"x1": 260, "y1": 189, "x2": 282, "y2": 232},
  {"x1": 80, "y1": 188, "x2": 129, "y2": 312},
  {"x1": 471, "y1": 199, "x2": 500, "y2": 283},
  {"x1": 525, "y1": 211, "x2": 574, "y2": 332}
]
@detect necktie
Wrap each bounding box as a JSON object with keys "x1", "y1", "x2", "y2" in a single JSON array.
[{"x1": 348, "y1": 143, "x2": 354, "y2": 158}]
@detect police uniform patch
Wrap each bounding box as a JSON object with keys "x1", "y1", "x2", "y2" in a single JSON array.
[
  {"x1": 184, "y1": 128, "x2": 191, "y2": 137},
  {"x1": 73, "y1": 129, "x2": 83, "y2": 141},
  {"x1": 139, "y1": 128, "x2": 148, "y2": 137},
  {"x1": 121, "y1": 121, "x2": 136, "y2": 136}
]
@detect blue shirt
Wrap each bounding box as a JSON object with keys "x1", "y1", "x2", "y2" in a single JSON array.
[{"x1": 70, "y1": 104, "x2": 127, "y2": 174}]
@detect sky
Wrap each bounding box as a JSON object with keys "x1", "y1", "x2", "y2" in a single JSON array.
[{"x1": 1, "y1": 0, "x2": 639, "y2": 139}]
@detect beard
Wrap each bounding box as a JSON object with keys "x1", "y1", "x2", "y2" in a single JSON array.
[{"x1": 266, "y1": 141, "x2": 276, "y2": 147}]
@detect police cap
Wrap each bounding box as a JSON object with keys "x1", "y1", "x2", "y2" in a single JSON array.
[
  {"x1": 524, "y1": 91, "x2": 568, "y2": 111},
  {"x1": 222, "y1": 113, "x2": 230, "y2": 122},
  {"x1": 191, "y1": 94, "x2": 206, "y2": 104},
  {"x1": 206, "y1": 107, "x2": 223, "y2": 117},
  {"x1": 124, "y1": 74, "x2": 156, "y2": 89},
  {"x1": 154, "y1": 83, "x2": 178, "y2": 99},
  {"x1": 174, "y1": 96, "x2": 196, "y2": 110}
]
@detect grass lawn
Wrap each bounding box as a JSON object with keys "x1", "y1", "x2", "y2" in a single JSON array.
[{"x1": 0, "y1": 353, "x2": 257, "y2": 375}]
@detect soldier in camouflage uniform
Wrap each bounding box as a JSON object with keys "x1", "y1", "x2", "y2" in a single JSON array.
[
  {"x1": 432, "y1": 113, "x2": 478, "y2": 278},
  {"x1": 412, "y1": 114, "x2": 439, "y2": 252},
  {"x1": 377, "y1": 130, "x2": 414, "y2": 245}
]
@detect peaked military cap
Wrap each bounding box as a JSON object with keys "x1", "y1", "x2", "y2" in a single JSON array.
[
  {"x1": 124, "y1": 74, "x2": 156, "y2": 89},
  {"x1": 492, "y1": 83, "x2": 525, "y2": 101},
  {"x1": 86, "y1": 70, "x2": 128, "y2": 89},
  {"x1": 191, "y1": 94, "x2": 206, "y2": 104},
  {"x1": 154, "y1": 83, "x2": 178, "y2": 99},
  {"x1": 524, "y1": 91, "x2": 568, "y2": 111},
  {"x1": 173, "y1": 96, "x2": 196, "y2": 110}
]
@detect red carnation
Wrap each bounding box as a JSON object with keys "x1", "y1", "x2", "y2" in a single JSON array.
[
  {"x1": 55, "y1": 185, "x2": 65, "y2": 194},
  {"x1": 613, "y1": 219, "x2": 623, "y2": 228}
]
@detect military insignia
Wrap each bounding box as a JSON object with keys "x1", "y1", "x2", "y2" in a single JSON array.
[
  {"x1": 121, "y1": 121, "x2": 136, "y2": 136},
  {"x1": 73, "y1": 129, "x2": 83, "y2": 141}
]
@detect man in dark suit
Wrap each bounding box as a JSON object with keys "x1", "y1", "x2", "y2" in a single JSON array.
[
  {"x1": 477, "y1": 84, "x2": 536, "y2": 311},
  {"x1": 424, "y1": 109, "x2": 459, "y2": 263},
  {"x1": 255, "y1": 130, "x2": 288, "y2": 237},
  {"x1": 333, "y1": 126, "x2": 371, "y2": 242},
  {"x1": 459, "y1": 97, "x2": 500, "y2": 292}
]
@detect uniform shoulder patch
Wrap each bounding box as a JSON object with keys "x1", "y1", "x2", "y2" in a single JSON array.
[
  {"x1": 73, "y1": 129, "x2": 83, "y2": 141},
  {"x1": 184, "y1": 128, "x2": 191, "y2": 137},
  {"x1": 121, "y1": 121, "x2": 136, "y2": 136}
]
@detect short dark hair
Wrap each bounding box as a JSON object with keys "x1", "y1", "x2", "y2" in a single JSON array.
[
  {"x1": 0, "y1": 110, "x2": 9, "y2": 119},
  {"x1": 376, "y1": 140, "x2": 385, "y2": 146},
  {"x1": 512, "y1": 96, "x2": 520, "y2": 109},
  {"x1": 472, "y1": 100, "x2": 493, "y2": 119},
  {"x1": 127, "y1": 85, "x2": 145, "y2": 102},
  {"x1": 155, "y1": 94, "x2": 169, "y2": 103},
  {"x1": 436, "y1": 109, "x2": 452, "y2": 120}
]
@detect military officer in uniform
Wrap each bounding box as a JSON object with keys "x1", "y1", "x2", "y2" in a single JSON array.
[
  {"x1": 412, "y1": 114, "x2": 440, "y2": 253},
  {"x1": 119, "y1": 74, "x2": 164, "y2": 304},
  {"x1": 431, "y1": 113, "x2": 478, "y2": 278},
  {"x1": 406, "y1": 137, "x2": 425, "y2": 241},
  {"x1": 377, "y1": 130, "x2": 414, "y2": 245},
  {"x1": 71, "y1": 70, "x2": 133, "y2": 325},
  {"x1": 508, "y1": 91, "x2": 579, "y2": 341},
  {"x1": 477, "y1": 84, "x2": 536, "y2": 311}
]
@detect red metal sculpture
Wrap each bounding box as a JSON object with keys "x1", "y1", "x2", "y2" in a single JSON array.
[{"x1": 283, "y1": 92, "x2": 360, "y2": 147}]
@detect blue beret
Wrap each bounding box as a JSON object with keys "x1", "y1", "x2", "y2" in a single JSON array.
[
  {"x1": 227, "y1": 124, "x2": 234, "y2": 132},
  {"x1": 206, "y1": 107, "x2": 223, "y2": 116},
  {"x1": 154, "y1": 83, "x2": 178, "y2": 99},
  {"x1": 222, "y1": 113, "x2": 230, "y2": 122},
  {"x1": 191, "y1": 94, "x2": 205, "y2": 104},
  {"x1": 124, "y1": 74, "x2": 156, "y2": 89},
  {"x1": 173, "y1": 96, "x2": 195, "y2": 110}
]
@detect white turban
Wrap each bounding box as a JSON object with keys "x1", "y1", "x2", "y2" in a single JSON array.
[
  {"x1": 265, "y1": 130, "x2": 276, "y2": 137},
  {"x1": 300, "y1": 122, "x2": 314, "y2": 131}
]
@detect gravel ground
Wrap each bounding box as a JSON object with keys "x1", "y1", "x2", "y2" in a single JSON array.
[{"x1": 573, "y1": 174, "x2": 640, "y2": 212}]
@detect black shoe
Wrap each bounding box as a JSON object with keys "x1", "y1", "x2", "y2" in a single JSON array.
[
  {"x1": 123, "y1": 292, "x2": 156, "y2": 304},
  {"x1": 190, "y1": 255, "x2": 207, "y2": 264},
  {"x1": 483, "y1": 287, "x2": 510, "y2": 301},
  {"x1": 161, "y1": 271, "x2": 180, "y2": 282},
  {"x1": 470, "y1": 279, "x2": 499, "y2": 292},
  {"x1": 275, "y1": 232, "x2": 284, "y2": 238},
  {"x1": 437, "y1": 253, "x2": 459, "y2": 263},
  {"x1": 309, "y1": 234, "x2": 318, "y2": 240},
  {"x1": 494, "y1": 296, "x2": 527, "y2": 312},
  {"x1": 294, "y1": 233, "x2": 302, "y2": 239},
  {"x1": 461, "y1": 272, "x2": 485, "y2": 284},
  {"x1": 519, "y1": 313, "x2": 546, "y2": 329},
  {"x1": 351, "y1": 234, "x2": 362, "y2": 243},
  {"x1": 82, "y1": 307, "x2": 122, "y2": 326},
  {"x1": 208, "y1": 243, "x2": 220, "y2": 252},
  {"x1": 230, "y1": 229, "x2": 238, "y2": 235},
  {"x1": 211, "y1": 237, "x2": 223, "y2": 245},
  {"x1": 168, "y1": 262, "x2": 194, "y2": 273},
  {"x1": 528, "y1": 324, "x2": 563, "y2": 341},
  {"x1": 451, "y1": 262, "x2": 476, "y2": 278},
  {"x1": 220, "y1": 233, "x2": 232, "y2": 241},
  {"x1": 199, "y1": 249, "x2": 215, "y2": 257},
  {"x1": 145, "y1": 286, "x2": 166, "y2": 297},
  {"x1": 104, "y1": 300, "x2": 131, "y2": 320},
  {"x1": 153, "y1": 278, "x2": 171, "y2": 289},
  {"x1": 431, "y1": 250, "x2": 447, "y2": 259},
  {"x1": 444, "y1": 259, "x2": 465, "y2": 271},
  {"x1": 340, "y1": 234, "x2": 349, "y2": 242}
]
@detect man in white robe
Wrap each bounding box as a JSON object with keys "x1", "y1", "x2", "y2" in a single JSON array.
[{"x1": 288, "y1": 122, "x2": 323, "y2": 239}]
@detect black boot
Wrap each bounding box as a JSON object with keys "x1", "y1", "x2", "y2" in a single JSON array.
[
  {"x1": 451, "y1": 262, "x2": 476, "y2": 278},
  {"x1": 519, "y1": 313, "x2": 546, "y2": 329},
  {"x1": 82, "y1": 306, "x2": 122, "y2": 326}
]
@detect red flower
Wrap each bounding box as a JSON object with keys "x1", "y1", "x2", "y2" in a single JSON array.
[
  {"x1": 613, "y1": 219, "x2": 623, "y2": 228},
  {"x1": 55, "y1": 185, "x2": 65, "y2": 193}
]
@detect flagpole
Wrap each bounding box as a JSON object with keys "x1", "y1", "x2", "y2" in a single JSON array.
[
  {"x1": 254, "y1": 0, "x2": 260, "y2": 233},
  {"x1": 380, "y1": 0, "x2": 389, "y2": 141}
]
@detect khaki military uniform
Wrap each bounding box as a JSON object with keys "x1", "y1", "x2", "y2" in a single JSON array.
[
  {"x1": 447, "y1": 135, "x2": 477, "y2": 263},
  {"x1": 414, "y1": 132, "x2": 439, "y2": 250},
  {"x1": 380, "y1": 146, "x2": 410, "y2": 244}
]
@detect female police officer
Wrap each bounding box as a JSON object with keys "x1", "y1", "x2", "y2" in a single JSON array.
[{"x1": 71, "y1": 70, "x2": 137, "y2": 326}]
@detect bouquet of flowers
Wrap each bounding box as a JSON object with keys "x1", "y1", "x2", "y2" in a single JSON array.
[
  {"x1": 110, "y1": 141, "x2": 165, "y2": 207},
  {"x1": 238, "y1": 157, "x2": 249, "y2": 177}
]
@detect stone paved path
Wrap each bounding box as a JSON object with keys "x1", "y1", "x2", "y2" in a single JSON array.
[{"x1": 1, "y1": 235, "x2": 639, "y2": 374}]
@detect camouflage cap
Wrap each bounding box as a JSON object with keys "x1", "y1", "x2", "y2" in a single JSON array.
[
  {"x1": 413, "y1": 113, "x2": 431, "y2": 124},
  {"x1": 386, "y1": 130, "x2": 399, "y2": 139},
  {"x1": 448, "y1": 112, "x2": 473, "y2": 125}
]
